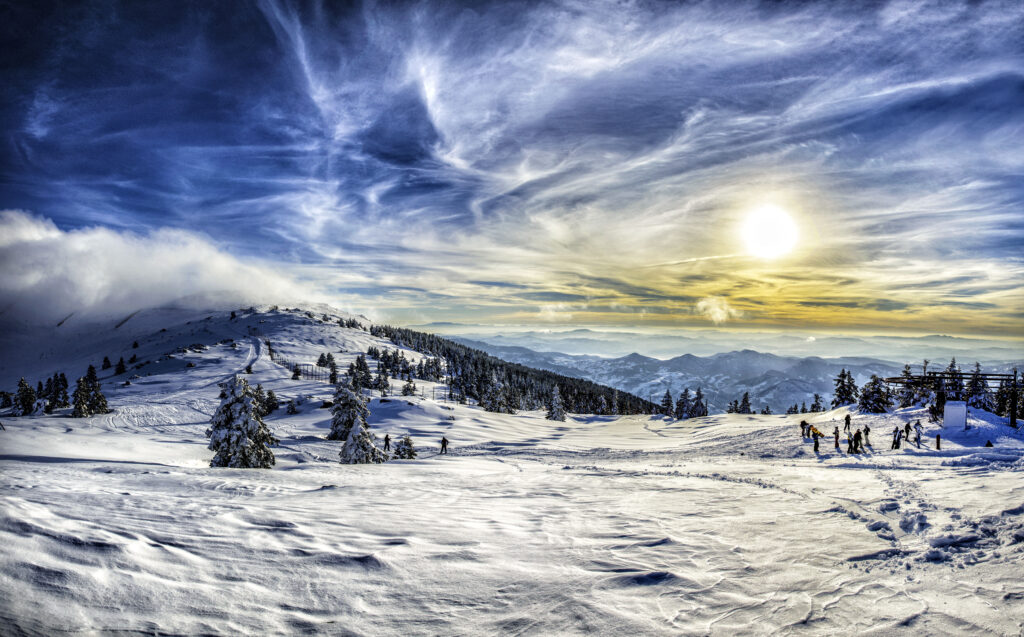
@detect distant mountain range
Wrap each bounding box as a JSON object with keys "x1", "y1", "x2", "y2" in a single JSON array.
[
  {"x1": 417, "y1": 324, "x2": 1023, "y2": 362},
  {"x1": 452, "y1": 338, "x2": 1022, "y2": 414}
]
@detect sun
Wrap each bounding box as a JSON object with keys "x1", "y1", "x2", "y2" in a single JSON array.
[{"x1": 741, "y1": 204, "x2": 799, "y2": 259}]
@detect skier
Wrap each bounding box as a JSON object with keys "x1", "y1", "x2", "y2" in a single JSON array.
[
  {"x1": 799, "y1": 421, "x2": 807, "y2": 437},
  {"x1": 936, "y1": 433, "x2": 941, "y2": 450},
  {"x1": 812, "y1": 427, "x2": 821, "y2": 453},
  {"x1": 913, "y1": 421, "x2": 923, "y2": 449},
  {"x1": 863, "y1": 424, "x2": 871, "y2": 448},
  {"x1": 847, "y1": 431, "x2": 855, "y2": 454},
  {"x1": 384, "y1": 433, "x2": 391, "y2": 452},
  {"x1": 853, "y1": 429, "x2": 863, "y2": 454},
  {"x1": 833, "y1": 426, "x2": 840, "y2": 451},
  {"x1": 904, "y1": 422, "x2": 912, "y2": 441},
  {"x1": 844, "y1": 414, "x2": 851, "y2": 433},
  {"x1": 891, "y1": 426, "x2": 900, "y2": 450},
  {"x1": 440, "y1": 436, "x2": 449, "y2": 454}
]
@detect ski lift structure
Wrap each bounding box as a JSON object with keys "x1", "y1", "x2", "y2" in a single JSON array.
[{"x1": 882, "y1": 368, "x2": 1022, "y2": 429}]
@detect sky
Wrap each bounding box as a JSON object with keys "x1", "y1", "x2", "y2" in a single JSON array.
[{"x1": 2, "y1": 0, "x2": 1023, "y2": 339}]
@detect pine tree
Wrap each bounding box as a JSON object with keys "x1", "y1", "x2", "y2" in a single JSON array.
[
  {"x1": 402, "y1": 378, "x2": 417, "y2": 396},
  {"x1": 674, "y1": 389, "x2": 691, "y2": 420},
  {"x1": 253, "y1": 384, "x2": 267, "y2": 416},
  {"x1": 800, "y1": 402, "x2": 807, "y2": 414},
  {"x1": 761, "y1": 405, "x2": 773, "y2": 415},
  {"x1": 944, "y1": 358, "x2": 964, "y2": 400},
  {"x1": 546, "y1": 385, "x2": 566, "y2": 421},
  {"x1": 206, "y1": 376, "x2": 277, "y2": 468},
  {"x1": 317, "y1": 353, "x2": 328, "y2": 367},
  {"x1": 132, "y1": 340, "x2": 139, "y2": 349},
  {"x1": 265, "y1": 390, "x2": 280, "y2": 414},
  {"x1": 689, "y1": 388, "x2": 707, "y2": 418},
  {"x1": 897, "y1": 364, "x2": 916, "y2": 408},
  {"x1": 832, "y1": 369, "x2": 859, "y2": 407},
  {"x1": 786, "y1": 404, "x2": 799, "y2": 415},
  {"x1": 392, "y1": 434, "x2": 417, "y2": 459},
  {"x1": 659, "y1": 390, "x2": 674, "y2": 416},
  {"x1": 739, "y1": 392, "x2": 752, "y2": 414},
  {"x1": 72, "y1": 377, "x2": 92, "y2": 418},
  {"x1": 88, "y1": 376, "x2": 108, "y2": 415},
  {"x1": 858, "y1": 375, "x2": 892, "y2": 413},
  {"x1": 102, "y1": 356, "x2": 112, "y2": 370},
  {"x1": 14, "y1": 378, "x2": 36, "y2": 416},
  {"x1": 994, "y1": 379, "x2": 1012, "y2": 417},
  {"x1": 292, "y1": 364, "x2": 301, "y2": 380},
  {"x1": 810, "y1": 393, "x2": 824, "y2": 412},
  {"x1": 328, "y1": 382, "x2": 370, "y2": 441},
  {"x1": 325, "y1": 353, "x2": 336, "y2": 368},
  {"x1": 115, "y1": 357, "x2": 126, "y2": 375},
  {"x1": 965, "y1": 362, "x2": 993, "y2": 412},
  {"x1": 339, "y1": 417, "x2": 387, "y2": 464}
]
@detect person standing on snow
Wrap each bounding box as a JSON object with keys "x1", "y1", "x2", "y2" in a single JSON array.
[
  {"x1": 863, "y1": 424, "x2": 871, "y2": 448},
  {"x1": 853, "y1": 429, "x2": 863, "y2": 453},
  {"x1": 847, "y1": 430, "x2": 855, "y2": 454},
  {"x1": 914, "y1": 421, "x2": 923, "y2": 449},
  {"x1": 834, "y1": 426, "x2": 840, "y2": 451},
  {"x1": 811, "y1": 427, "x2": 822, "y2": 453},
  {"x1": 904, "y1": 422, "x2": 912, "y2": 441},
  {"x1": 440, "y1": 436, "x2": 449, "y2": 454},
  {"x1": 936, "y1": 433, "x2": 941, "y2": 450},
  {"x1": 383, "y1": 433, "x2": 391, "y2": 452},
  {"x1": 800, "y1": 421, "x2": 808, "y2": 437},
  {"x1": 844, "y1": 414, "x2": 852, "y2": 434}
]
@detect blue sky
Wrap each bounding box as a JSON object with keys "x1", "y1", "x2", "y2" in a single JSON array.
[{"x1": 2, "y1": 0, "x2": 1023, "y2": 336}]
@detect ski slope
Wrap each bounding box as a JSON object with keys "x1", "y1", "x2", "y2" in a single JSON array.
[{"x1": 1, "y1": 307, "x2": 1023, "y2": 635}]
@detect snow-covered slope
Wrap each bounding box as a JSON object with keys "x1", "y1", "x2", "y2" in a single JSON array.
[{"x1": 2, "y1": 307, "x2": 1023, "y2": 635}]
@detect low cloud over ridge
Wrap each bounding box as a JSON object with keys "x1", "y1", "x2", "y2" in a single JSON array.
[{"x1": 0, "y1": 210, "x2": 322, "y2": 327}]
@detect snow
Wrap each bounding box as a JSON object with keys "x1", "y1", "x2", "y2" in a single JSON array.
[{"x1": 2, "y1": 307, "x2": 1024, "y2": 634}]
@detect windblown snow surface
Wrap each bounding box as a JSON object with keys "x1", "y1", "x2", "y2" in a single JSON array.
[{"x1": 1, "y1": 306, "x2": 1023, "y2": 635}]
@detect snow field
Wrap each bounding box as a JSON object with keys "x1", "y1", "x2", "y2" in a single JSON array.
[{"x1": 1, "y1": 307, "x2": 1023, "y2": 635}]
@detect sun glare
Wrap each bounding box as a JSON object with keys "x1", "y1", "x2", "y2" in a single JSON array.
[{"x1": 742, "y1": 204, "x2": 798, "y2": 259}]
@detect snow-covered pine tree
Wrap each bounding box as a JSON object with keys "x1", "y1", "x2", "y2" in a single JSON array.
[
  {"x1": 375, "y1": 366, "x2": 390, "y2": 397},
  {"x1": 253, "y1": 384, "x2": 266, "y2": 415},
  {"x1": 674, "y1": 389, "x2": 691, "y2": 420},
  {"x1": 596, "y1": 395, "x2": 608, "y2": 415},
  {"x1": 328, "y1": 381, "x2": 370, "y2": 441},
  {"x1": 206, "y1": 376, "x2": 277, "y2": 468},
  {"x1": 858, "y1": 375, "x2": 892, "y2": 413},
  {"x1": 115, "y1": 357, "x2": 126, "y2": 375},
  {"x1": 810, "y1": 393, "x2": 824, "y2": 412},
  {"x1": 264, "y1": 390, "x2": 279, "y2": 414},
  {"x1": 994, "y1": 379, "x2": 1012, "y2": 417},
  {"x1": 897, "y1": 364, "x2": 916, "y2": 408},
  {"x1": 339, "y1": 417, "x2": 387, "y2": 464},
  {"x1": 72, "y1": 377, "x2": 92, "y2": 417},
  {"x1": 392, "y1": 434, "x2": 417, "y2": 459},
  {"x1": 402, "y1": 378, "x2": 417, "y2": 396},
  {"x1": 659, "y1": 390, "x2": 674, "y2": 415},
  {"x1": 966, "y1": 362, "x2": 994, "y2": 412},
  {"x1": 739, "y1": 392, "x2": 752, "y2": 414},
  {"x1": 944, "y1": 358, "x2": 964, "y2": 400},
  {"x1": 831, "y1": 369, "x2": 858, "y2": 407},
  {"x1": 546, "y1": 385, "x2": 566, "y2": 421},
  {"x1": 14, "y1": 378, "x2": 36, "y2": 416},
  {"x1": 88, "y1": 377, "x2": 108, "y2": 415},
  {"x1": 611, "y1": 389, "x2": 619, "y2": 416},
  {"x1": 292, "y1": 364, "x2": 301, "y2": 380},
  {"x1": 329, "y1": 361, "x2": 339, "y2": 385},
  {"x1": 325, "y1": 353, "x2": 336, "y2": 368},
  {"x1": 689, "y1": 388, "x2": 708, "y2": 417},
  {"x1": 317, "y1": 353, "x2": 328, "y2": 367}
]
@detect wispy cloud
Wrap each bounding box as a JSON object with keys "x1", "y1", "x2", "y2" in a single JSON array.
[{"x1": 1, "y1": 1, "x2": 1022, "y2": 335}]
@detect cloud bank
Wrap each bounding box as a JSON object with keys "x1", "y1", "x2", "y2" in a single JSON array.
[{"x1": 0, "y1": 210, "x2": 322, "y2": 326}]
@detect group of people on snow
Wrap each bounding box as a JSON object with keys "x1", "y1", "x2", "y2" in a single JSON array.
[{"x1": 800, "y1": 414, "x2": 942, "y2": 455}]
